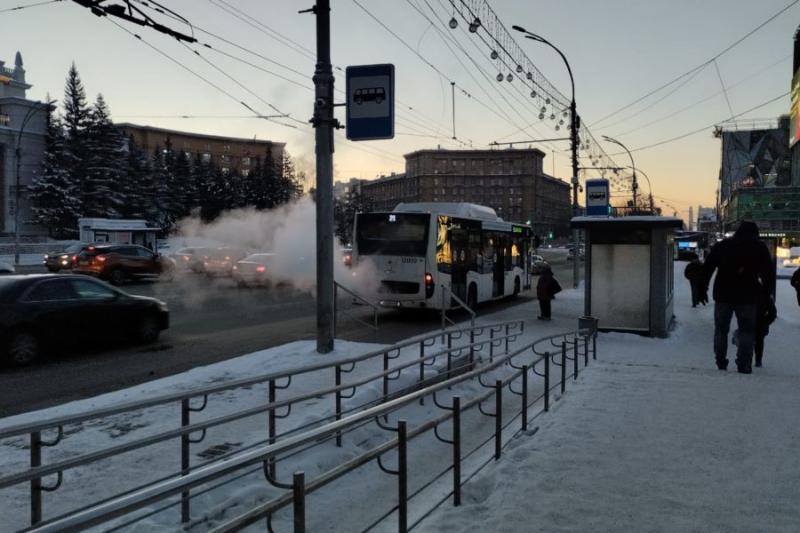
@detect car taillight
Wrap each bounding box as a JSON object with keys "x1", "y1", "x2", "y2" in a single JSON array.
[
  {"x1": 424, "y1": 272, "x2": 434, "y2": 298},
  {"x1": 344, "y1": 254, "x2": 352, "y2": 267},
  {"x1": 96, "y1": 255, "x2": 107, "y2": 263},
  {"x1": 256, "y1": 265, "x2": 266, "y2": 273},
  {"x1": 225, "y1": 256, "x2": 231, "y2": 261}
]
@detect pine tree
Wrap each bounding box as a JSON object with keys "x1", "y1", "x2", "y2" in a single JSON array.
[
  {"x1": 28, "y1": 100, "x2": 81, "y2": 238},
  {"x1": 62, "y1": 63, "x2": 90, "y2": 217},
  {"x1": 121, "y1": 136, "x2": 158, "y2": 221},
  {"x1": 169, "y1": 149, "x2": 194, "y2": 218},
  {"x1": 83, "y1": 94, "x2": 126, "y2": 217},
  {"x1": 151, "y1": 144, "x2": 177, "y2": 230},
  {"x1": 335, "y1": 190, "x2": 372, "y2": 245},
  {"x1": 275, "y1": 152, "x2": 304, "y2": 205}
]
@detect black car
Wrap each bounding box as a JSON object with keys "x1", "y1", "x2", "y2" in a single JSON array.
[
  {"x1": 0, "y1": 274, "x2": 169, "y2": 366},
  {"x1": 43, "y1": 243, "x2": 86, "y2": 272}
]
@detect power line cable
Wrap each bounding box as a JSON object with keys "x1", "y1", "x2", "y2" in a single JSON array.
[
  {"x1": 712, "y1": 59, "x2": 736, "y2": 120},
  {"x1": 0, "y1": 0, "x2": 61, "y2": 13},
  {"x1": 590, "y1": 0, "x2": 799, "y2": 126}
]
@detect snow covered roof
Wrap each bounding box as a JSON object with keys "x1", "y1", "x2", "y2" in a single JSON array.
[
  {"x1": 78, "y1": 218, "x2": 159, "y2": 231},
  {"x1": 571, "y1": 216, "x2": 683, "y2": 228}
]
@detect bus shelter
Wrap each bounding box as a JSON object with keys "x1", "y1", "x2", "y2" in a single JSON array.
[{"x1": 571, "y1": 216, "x2": 683, "y2": 338}]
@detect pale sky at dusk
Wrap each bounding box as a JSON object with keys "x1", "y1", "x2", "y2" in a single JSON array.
[{"x1": 2, "y1": 0, "x2": 797, "y2": 221}]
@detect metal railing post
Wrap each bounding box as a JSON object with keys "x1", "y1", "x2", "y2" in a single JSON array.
[
  {"x1": 584, "y1": 336, "x2": 589, "y2": 367},
  {"x1": 561, "y1": 342, "x2": 567, "y2": 394},
  {"x1": 573, "y1": 338, "x2": 578, "y2": 380},
  {"x1": 332, "y1": 283, "x2": 337, "y2": 338},
  {"x1": 335, "y1": 366, "x2": 343, "y2": 447},
  {"x1": 292, "y1": 471, "x2": 306, "y2": 533},
  {"x1": 593, "y1": 333, "x2": 597, "y2": 360},
  {"x1": 382, "y1": 352, "x2": 390, "y2": 402},
  {"x1": 489, "y1": 329, "x2": 495, "y2": 361},
  {"x1": 505, "y1": 324, "x2": 510, "y2": 354},
  {"x1": 469, "y1": 329, "x2": 475, "y2": 366},
  {"x1": 268, "y1": 380, "x2": 277, "y2": 479},
  {"x1": 453, "y1": 396, "x2": 461, "y2": 507},
  {"x1": 521, "y1": 366, "x2": 528, "y2": 432},
  {"x1": 398, "y1": 420, "x2": 408, "y2": 533},
  {"x1": 447, "y1": 331, "x2": 452, "y2": 351},
  {"x1": 180, "y1": 399, "x2": 191, "y2": 523},
  {"x1": 544, "y1": 352, "x2": 550, "y2": 412},
  {"x1": 30, "y1": 431, "x2": 42, "y2": 526},
  {"x1": 494, "y1": 380, "x2": 502, "y2": 460},
  {"x1": 418, "y1": 342, "x2": 425, "y2": 406}
]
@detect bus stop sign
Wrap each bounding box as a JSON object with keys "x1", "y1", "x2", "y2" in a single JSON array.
[
  {"x1": 585, "y1": 179, "x2": 610, "y2": 217},
  {"x1": 346, "y1": 64, "x2": 394, "y2": 141}
]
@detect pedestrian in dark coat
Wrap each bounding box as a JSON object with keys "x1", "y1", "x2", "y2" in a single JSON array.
[
  {"x1": 536, "y1": 266, "x2": 561, "y2": 320},
  {"x1": 683, "y1": 253, "x2": 704, "y2": 307},
  {"x1": 791, "y1": 267, "x2": 800, "y2": 307},
  {"x1": 700, "y1": 221, "x2": 774, "y2": 374},
  {"x1": 753, "y1": 283, "x2": 777, "y2": 368}
]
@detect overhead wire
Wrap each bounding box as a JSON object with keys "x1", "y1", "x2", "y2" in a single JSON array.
[
  {"x1": 590, "y1": 0, "x2": 800, "y2": 127},
  {"x1": 0, "y1": 0, "x2": 61, "y2": 13},
  {"x1": 712, "y1": 59, "x2": 736, "y2": 120}
]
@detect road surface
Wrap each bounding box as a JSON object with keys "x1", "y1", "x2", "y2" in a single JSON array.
[{"x1": 0, "y1": 249, "x2": 573, "y2": 416}]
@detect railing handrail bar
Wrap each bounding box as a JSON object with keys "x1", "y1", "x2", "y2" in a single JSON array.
[
  {"x1": 0, "y1": 319, "x2": 523, "y2": 439},
  {"x1": 334, "y1": 281, "x2": 380, "y2": 312},
  {"x1": 442, "y1": 284, "x2": 476, "y2": 319},
  {"x1": 0, "y1": 329, "x2": 526, "y2": 489},
  {"x1": 28, "y1": 328, "x2": 587, "y2": 533}
]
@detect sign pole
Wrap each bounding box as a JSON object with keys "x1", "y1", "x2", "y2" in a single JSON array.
[{"x1": 313, "y1": 0, "x2": 334, "y2": 353}]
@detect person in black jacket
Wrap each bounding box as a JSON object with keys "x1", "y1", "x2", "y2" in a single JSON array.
[
  {"x1": 753, "y1": 283, "x2": 777, "y2": 368},
  {"x1": 792, "y1": 267, "x2": 800, "y2": 307},
  {"x1": 536, "y1": 266, "x2": 561, "y2": 320},
  {"x1": 700, "y1": 221, "x2": 774, "y2": 374},
  {"x1": 683, "y1": 253, "x2": 704, "y2": 307}
]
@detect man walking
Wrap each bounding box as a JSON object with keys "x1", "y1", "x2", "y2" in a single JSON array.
[
  {"x1": 683, "y1": 252, "x2": 704, "y2": 307},
  {"x1": 700, "y1": 221, "x2": 774, "y2": 374}
]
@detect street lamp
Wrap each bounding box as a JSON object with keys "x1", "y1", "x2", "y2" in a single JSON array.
[
  {"x1": 14, "y1": 102, "x2": 44, "y2": 265},
  {"x1": 626, "y1": 166, "x2": 654, "y2": 213},
  {"x1": 602, "y1": 135, "x2": 638, "y2": 211},
  {"x1": 512, "y1": 25, "x2": 580, "y2": 288}
]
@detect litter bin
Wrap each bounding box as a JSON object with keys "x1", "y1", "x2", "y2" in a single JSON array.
[{"x1": 571, "y1": 216, "x2": 683, "y2": 338}]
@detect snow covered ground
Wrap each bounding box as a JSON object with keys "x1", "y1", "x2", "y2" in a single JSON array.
[
  {"x1": 415, "y1": 273, "x2": 800, "y2": 532},
  {"x1": 2, "y1": 264, "x2": 798, "y2": 532}
]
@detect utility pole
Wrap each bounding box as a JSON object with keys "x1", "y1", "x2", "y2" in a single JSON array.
[
  {"x1": 309, "y1": 0, "x2": 335, "y2": 353},
  {"x1": 451, "y1": 81, "x2": 456, "y2": 140},
  {"x1": 14, "y1": 103, "x2": 43, "y2": 266}
]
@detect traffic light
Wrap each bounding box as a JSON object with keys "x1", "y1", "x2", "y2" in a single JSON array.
[{"x1": 547, "y1": 231, "x2": 554, "y2": 239}]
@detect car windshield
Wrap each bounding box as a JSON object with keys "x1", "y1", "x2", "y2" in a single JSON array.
[{"x1": 64, "y1": 243, "x2": 84, "y2": 253}]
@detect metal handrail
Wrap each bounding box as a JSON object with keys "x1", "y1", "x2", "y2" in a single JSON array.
[
  {"x1": 0, "y1": 328, "x2": 523, "y2": 491},
  {"x1": 333, "y1": 280, "x2": 379, "y2": 334},
  {"x1": 0, "y1": 319, "x2": 521, "y2": 440},
  {"x1": 440, "y1": 284, "x2": 476, "y2": 333},
  {"x1": 27, "y1": 327, "x2": 594, "y2": 532}
]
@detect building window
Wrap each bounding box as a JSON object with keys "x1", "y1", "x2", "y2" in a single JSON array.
[
  {"x1": 201, "y1": 153, "x2": 211, "y2": 163},
  {"x1": 221, "y1": 154, "x2": 230, "y2": 163},
  {"x1": 242, "y1": 157, "x2": 251, "y2": 166},
  {"x1": 224, "y1": 144, "x2": 231, "y2": 152},
  {"x1": 184, "y1": 151, "x2": 192, "y2": 160},
  {"x1": 242, "y1": 169, "x2": 250, "y2": 177},
  {"x1": 0, "y1": 114, "x2": 10, "y2": 126}
]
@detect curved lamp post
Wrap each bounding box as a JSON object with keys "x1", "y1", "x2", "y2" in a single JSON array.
[
  {"x1": 512, "y1": 25, "x2": 580, "y2": 288},
  {"x1": 15, "y1": 103, "x2": 44, "y2": 265},
  {"x1": 626, "y1": 166, "x2": 654, "y2": 213},
  {"x1": 602, "y1": 135, "x2": 638, "y2": 211}
]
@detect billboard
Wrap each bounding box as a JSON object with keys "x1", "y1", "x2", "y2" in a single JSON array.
[{"x1": 791, "y1": 67, "x2": 800, "y2": 148}]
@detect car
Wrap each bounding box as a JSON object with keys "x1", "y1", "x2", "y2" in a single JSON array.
[
  {"x1": 567, "y1": 246, "x2": 585, "y2": 261},
  {"x1": 232, "y1": 253, "x2": 276, "y2": 287},
  {"x1": 43, "y1": 243, "x2": 85, "y2": 272},
  {"x1": 0, "y1": 274, "x2": 169, "y2": 366},
  {"x1": 203, "y1": 248, "x2": 247, "y2": 277},
  {"x1": 342, "y1": 247, "x2": 353, "y2": 268},
  {"x1": 0, "y1": 262, "x2": 15, "y2": 275},
  {"x1": 73, "y1": 244, "x2": 176, "y2": 285},
  {"x1": 172, "y1": 247, "x2": 202, "y2": 271},
  {"x1": 530, "y1": 254, "x2": 550, "y2": 274}
]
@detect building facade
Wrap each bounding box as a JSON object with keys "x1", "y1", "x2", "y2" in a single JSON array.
[
  {"x1": 0, "y1": 52, "x2": 49, "y2": 236},
  {"x1": 360, "y1": 148, "x2": 571, "y2": 238},
  {"x1": 117, "y1": 123, "x2": 285, "y2": 177}
]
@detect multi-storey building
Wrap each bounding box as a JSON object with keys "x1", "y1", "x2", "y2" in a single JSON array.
[
  {"x1": 0, "y1": 52, "x2": 49, "y2": 236},
  {"x1": 359, "y1": 148, "x2": 572, "y2": 238},
  {"x1": 117, "y1": 123, "x2": 285, "y2": 177}
]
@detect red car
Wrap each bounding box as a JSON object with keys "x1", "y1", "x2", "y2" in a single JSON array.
[{"x1": 73, "y1": 244, "x2": 176, "y2": 285}]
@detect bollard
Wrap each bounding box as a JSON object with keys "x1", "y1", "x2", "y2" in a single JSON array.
[
  {"x1": 180, "y1": 399, "x2": 191, "y2": 523},
  {"x1": 293, "y1": 471, "x2": 306, "y2": 533}
]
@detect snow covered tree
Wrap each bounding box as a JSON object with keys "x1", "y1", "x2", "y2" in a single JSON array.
[
  {"x1": 28, "y1": 100, "x2": 81, "y2": 238},
  {"x1": 335, "y1": 190, "x2": 372, "y2": 245},
  {"x1": 82, "y1": 94, "x2": 126, "y2": 217},
  {"x1": 120, "y1": 135, "x2": 158, "y2": 222},
  {"x1": 62, "y1": 63, "x2": 90, "y2": 215}
]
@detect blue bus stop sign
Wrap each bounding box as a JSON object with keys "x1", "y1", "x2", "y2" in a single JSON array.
[
  {"x1": 585, "y1": 179, "x2": 610, "y2": 217},
  {"x1": 346, "y1": 64, "x2": 394, "y2": 141}
]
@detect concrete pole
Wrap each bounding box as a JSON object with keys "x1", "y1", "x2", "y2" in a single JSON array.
[
  {"x1": 313, "y1": 0, "x2": 334, "y2": 353},
  {"x1": 570, "y1": 100, "x2": 580, "y2": 289}
]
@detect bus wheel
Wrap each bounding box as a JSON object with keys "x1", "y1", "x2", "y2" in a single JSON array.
[
  {"x1": 467, "y1": 284, "x2": 477, "y2": 310},
  {"x1": 513, "y1": 277, "x2": 520, "y2": 297}
]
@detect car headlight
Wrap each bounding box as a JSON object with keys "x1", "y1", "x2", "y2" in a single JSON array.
[{"x1": 44, "y1": 254, "x2": 49, "y2": 260}]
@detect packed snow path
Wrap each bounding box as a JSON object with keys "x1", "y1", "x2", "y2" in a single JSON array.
[{"x1": 416, "y1": 276, "x2": 800, "y2": 533}]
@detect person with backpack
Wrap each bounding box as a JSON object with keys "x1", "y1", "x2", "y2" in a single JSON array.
[
  {"x1": 536, "y1": 266, "x2": 562, "y2": 321},
  {"x1": 700, "y1": 221, "x2": 774, "y2": 374},
  {"x1": 683, "y1": 252, "x2": 704, "y2": 307}
]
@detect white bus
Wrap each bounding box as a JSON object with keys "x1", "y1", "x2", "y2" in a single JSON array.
[{"x1": 352, "y1": 203, "x2": 533, "y2": 310}]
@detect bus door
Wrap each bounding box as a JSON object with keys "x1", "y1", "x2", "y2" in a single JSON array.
[
  {"x1": 450, "y1": 227, "x2": 468, "y2": 302},
  {"x1": 493, "y1": 234, "x2": 505, "y2": 297}
]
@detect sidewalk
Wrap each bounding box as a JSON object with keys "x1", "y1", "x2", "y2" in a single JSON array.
[{"x1": 417, "y1": 275, "x2": 800, "y2": 532}]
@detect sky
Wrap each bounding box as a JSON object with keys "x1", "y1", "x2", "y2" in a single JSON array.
[{"x1": 1, "y1": 0, "x2": 798, "y2": 221}]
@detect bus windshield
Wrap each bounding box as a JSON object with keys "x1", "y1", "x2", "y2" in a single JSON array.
[{"x1": 356, "y1": 213, "x2": 430, "y2": 256}]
